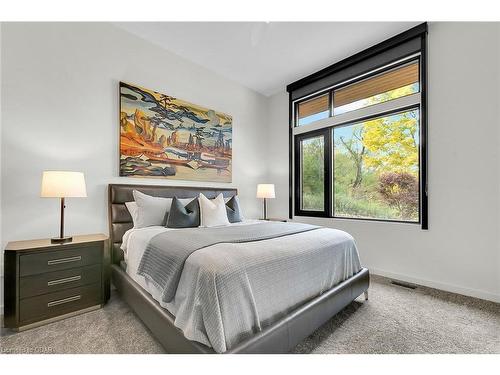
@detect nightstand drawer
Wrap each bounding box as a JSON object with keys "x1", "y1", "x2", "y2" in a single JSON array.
[
  {"x1": 20, "y1": 244, "x2": 102, "y2": 276},
  {"x1": 19, "y1": 283, "x2": 102, "y2": 325},
  {"x1": 20, "y1": 264, "x2": 102, "y2": 299}
]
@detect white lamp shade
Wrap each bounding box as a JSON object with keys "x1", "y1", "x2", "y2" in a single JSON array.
[
  {"x1": 40, "y1": 171, "x2": 87, "y2": 198},
  {"x1": 256, "y1": 184, "x2": 275, "y2": 199}
]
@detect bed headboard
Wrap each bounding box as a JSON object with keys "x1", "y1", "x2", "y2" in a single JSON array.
[{"x1": 108, "y1": 184, "x2": 238, "y2": 264}]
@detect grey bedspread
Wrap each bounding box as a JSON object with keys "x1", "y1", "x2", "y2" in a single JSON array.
[
  {"x1": 137, "y1": 222, "x2": 319, "y2": 303},
  {"x1": 135, "y1": 223, "x2": 362, "y2": 353}
]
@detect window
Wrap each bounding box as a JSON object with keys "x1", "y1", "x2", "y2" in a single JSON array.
[
  {"x1": 297, "y1": 132, "x2": 327, "y2": 211},
  {"x1": 287, "y1": 23, "x2": 428, "y2": 228},
  {"x1": 293, "y1": 61, "x2": 422, "y2": 223},
  {"x1": 333, "y1": 61, "x2": 419, "y2": 115},
  {"x1": 296, "y1": 93, "x2": 330, "y2": 126},
  {"x1": 333, "y1": 109, "x2": 420, "y2": 222}
]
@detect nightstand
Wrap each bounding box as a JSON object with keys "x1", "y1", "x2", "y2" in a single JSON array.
[{"x1": 3, "y1": 234, "x2": 110, "y2": 331}]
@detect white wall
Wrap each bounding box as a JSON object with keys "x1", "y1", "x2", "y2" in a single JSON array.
[
  {"x1": 267, "y1": 22, "x2": 500, "y2": 302},
  {"x1": 1, "y1": 22, "x2": 499, "y2": 313},
  {"x1": 0, "y1": 23, "x2": 270, "y2": 310}
]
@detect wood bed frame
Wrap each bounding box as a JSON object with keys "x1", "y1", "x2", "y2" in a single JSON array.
[{"x1": 108, "y1": 183, "x2": 369, "y2": 353}]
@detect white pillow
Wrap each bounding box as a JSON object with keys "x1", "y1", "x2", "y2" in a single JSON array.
[
  {"x1": 125, "y1": 201, "x2": 139, "y2": 228},
  {"x1": 132, "y1": 190, "x2": 173, "y2": 228},
  {"x1": 199, "y1": 193, "x2": 230, "y2": 227}
]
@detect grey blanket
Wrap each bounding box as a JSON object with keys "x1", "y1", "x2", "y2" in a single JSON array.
[{"x1": 137, "y1": 222, "x2": 319, "y2": 303}]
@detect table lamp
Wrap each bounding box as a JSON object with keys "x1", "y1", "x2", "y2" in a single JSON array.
[
  {"x1": 40, "y1": 171, "x2": 87, "y2": 243},
  {"x1": 256, "y1": 184, "x2": 275, "y2": 220}
]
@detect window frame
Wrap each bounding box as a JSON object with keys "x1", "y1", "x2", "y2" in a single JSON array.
[
  {"x1": 294, "y1": 128, "x2": 331, "y2": 217},
  {"x1": 293, "y1": 57, "x2": 420, "y2": 127},
  {"x1": 331, "y1": 59, "x2": 420, "y2": 116},
  {"x1": 295, "y1": 91, "x2": 332, "y2": 127},
  {"x1": 330, "y1": 105, "x2": 422, "y2": 224},
  {"x1": 291, "y1": 51, "x2": 427, "y2": 228}
]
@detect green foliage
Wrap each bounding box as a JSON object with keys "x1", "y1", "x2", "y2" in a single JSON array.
[
  {"x1": 299, "y1": 87, "x2": 420, "y2": 221},
  {"x1": 334, "y1": 191, "x2": 399, "y2": 219},
  {"x1": 378, "y1": 172, "x2": 419, "y2": 220},
  {"x1": 302, "y1": 193, "x2": 324, "y2": 211},
  {"x1": 301, "y1": 137, "x2": 324, "y2": 210},
  {"x1": 334, "y1": 150, "x2": 400, "y2": 219},
  {"x1": 334, "y1": 111, "x2": 419, "y2": 221}
]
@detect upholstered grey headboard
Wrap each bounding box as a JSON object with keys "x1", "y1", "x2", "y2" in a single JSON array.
[{"x1": 108, "y1": 184, "x2": 238, "y2": 264}]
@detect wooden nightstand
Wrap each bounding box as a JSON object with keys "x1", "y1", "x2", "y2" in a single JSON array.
[{"x1": 3, "y1": 234, "x2": 110, "y2": 331}]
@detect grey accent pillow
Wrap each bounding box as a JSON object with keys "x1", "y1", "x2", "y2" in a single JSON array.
[
  {"x1": 166, "y1": 197, "x2": 200, "y2": 228},
  {"x1": 226, "y1": 196, "x2": 243, "y2": 223}
]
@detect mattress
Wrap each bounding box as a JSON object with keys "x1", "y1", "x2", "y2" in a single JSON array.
[{"x1": 121, "y1": 220, "x2": 362, "y2": 353}]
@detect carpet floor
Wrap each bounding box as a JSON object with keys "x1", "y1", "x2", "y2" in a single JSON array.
[{"x1": 1, "y1": 275, "x2": 499, "y2": 354}]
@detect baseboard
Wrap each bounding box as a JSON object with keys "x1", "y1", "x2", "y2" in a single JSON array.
[{"x1": 370, "y1": 267, "x2": 500, "y2": 303}]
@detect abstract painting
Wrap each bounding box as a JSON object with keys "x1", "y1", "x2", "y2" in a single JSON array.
[{"x1": 119, "y1": 82, "x2": 232, "y2": 182}]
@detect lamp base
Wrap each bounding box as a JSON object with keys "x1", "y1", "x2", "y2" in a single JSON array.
[{"x1": 51, "y1": 236, "x2": 73, "y2": 244}]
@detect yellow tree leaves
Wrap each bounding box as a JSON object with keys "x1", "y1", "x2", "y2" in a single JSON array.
[
  {"x1": 362, "y1": 111, "x2": 419, "y2": 174},
  {"x1": 360, "y1": 83, "x2": 419, "y2": 175}
]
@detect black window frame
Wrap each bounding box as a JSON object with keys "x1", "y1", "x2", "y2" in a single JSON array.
[
  {"x1": 330, "y1": 105, "x2": 422, "y2": 224},
  {"x1": 295, "y1": 91, "x2": 332, "y2": 127},
  {"x1": 288, "y1": 23, "x2": 428, "y2": 229},
  {"x1": 294, "y1": 128, "x2": 331, "y2": 217}
]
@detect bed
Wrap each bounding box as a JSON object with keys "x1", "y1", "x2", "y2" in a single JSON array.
[{"x1": 109, "y1": 183, "x2": 369, "y2": 353}]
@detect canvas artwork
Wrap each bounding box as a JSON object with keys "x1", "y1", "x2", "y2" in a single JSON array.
[{"x1": 119, "y1": 82, "x2": 232, "y2": 182}]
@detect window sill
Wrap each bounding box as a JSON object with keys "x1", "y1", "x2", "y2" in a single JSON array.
[{"x1": 293, "y1": 214, "x2": 422, "y2": 227}]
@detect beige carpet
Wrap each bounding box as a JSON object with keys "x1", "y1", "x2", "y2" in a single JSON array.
[{"x1": 1, "y1": 275, "x2": 499, "y2": 354}]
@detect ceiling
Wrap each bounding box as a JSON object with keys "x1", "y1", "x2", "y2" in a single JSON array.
[{"x1": 115, "y1": 22, "x2": 420, "y2": 97}]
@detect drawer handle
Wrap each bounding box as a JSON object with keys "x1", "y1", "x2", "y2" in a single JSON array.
[
  {"x1": 47, "y1": 275, "x2": 82, "y2": 286},
  {"x1": 47, "y1": 255, "x2": 82, "y2": 266},
  {"x1": 47, "y1": 295, "x2": 81, "y2": 307}
]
